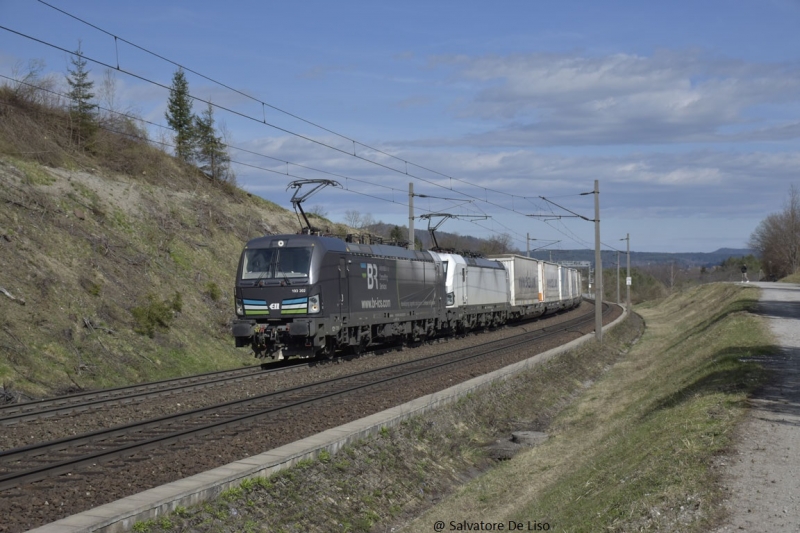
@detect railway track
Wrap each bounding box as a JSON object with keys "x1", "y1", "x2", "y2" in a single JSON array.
[
  {"x1": 0, "y1": 302, "x2": 610, "y2": 492},
  {"x1": 0, "y1": 304, "x2": 599, "y2": 427},
  {"x1": 0, "y1": 360, "x2": 312, "y2": 426}
]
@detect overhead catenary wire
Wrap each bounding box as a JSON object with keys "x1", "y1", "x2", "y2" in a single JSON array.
[
  {"x1": 0, "y1": 73, "x2": 483, "y2": 227},
  {"x1": 2, "y1": 22, "x2": 529, "y2": 221},
  {"x1": 33, "y1": 0, "x2": 550, "y2": 207},
  {"x1": 0, "y1": 10, "x2": 552, "y2": 207},
  {"x1": 0, "y1": 34, "x2": 560, "y2": 250},
  {"x1": 1, "y1": 71, "x2": 593, "y2": 251},
  {"x1": 0, "y1": 73, "x2": 437, "y2": 205},
  {"x1": 1, "y1": 6, "x2": 605, "y2": 252}
]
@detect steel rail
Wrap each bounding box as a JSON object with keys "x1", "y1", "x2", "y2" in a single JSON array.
[
  {"x1": 0, "y1": 302, "x2": 611, "y2": 491},
  {"x1": 0, "y1": 361, "x2": 310, "y2": 425},
  {"x1": 0, "y1": 303, "x2": 586, "y2": 424}
]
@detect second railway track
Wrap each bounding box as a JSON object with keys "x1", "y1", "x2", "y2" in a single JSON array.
[
  {"x1": 0, "y1": 302, "x2": 610, "y2": 491},
  {"x1": 0, "y1": 301, "x2": 617, "y2": 532},
  {"x1": 0, "y1": 361, "x2": 309, "y2": 426}
]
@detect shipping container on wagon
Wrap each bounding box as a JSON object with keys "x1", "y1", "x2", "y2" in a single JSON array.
[
  {"x1": 570, "y1": 269, "x2": 581, "y2": 300},
  {"x1": 488, "y1": 254, "x2": 543, "y2": 306},
  {"x1": 542, "y1": 261, "x2": 561, "y2": 304},
  {"x1": 488, "y1": 254, "x2": 548, "y2": 319},
  {"x1": 561, "y1": 266, "x2": 578, "y2": 302}
]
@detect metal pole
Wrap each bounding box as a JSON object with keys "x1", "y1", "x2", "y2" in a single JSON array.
[
  {"x1": 626, "y1": 233, "x2": 631, "y2": 309},
  {"x1": 527, "y1": 232, "x2": 530, "y2": 258},
  {"x1": 616, "y1": 250, "x2": 620, "y2": 305},
  {"x1": 408, "y1": 182, "x2": 414, "y2": 250},
  {"x1": 594, "y1": 180, "x2": 602, "y2": 342}
]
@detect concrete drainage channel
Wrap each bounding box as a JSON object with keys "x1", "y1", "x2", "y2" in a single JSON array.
[{"x1": 29, "y1": 305, "x2": 627, "y2": 533}]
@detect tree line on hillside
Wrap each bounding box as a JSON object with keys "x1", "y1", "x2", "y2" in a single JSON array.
[
  {"x1": 605, "y1": 255, "x2": 762, "y2": 302},
  {"x1": 7, "y1": 44, "x2": 234, "y2": 184},
  {"x1": 749, "y1": 185, "x2": 800, "y2": 280},
  {"x1": 342, "y1": 209, "x2": 773, "y2": 303},
  {"x1": 338, "y1": 209, "x2": 515, "y2": 254}
]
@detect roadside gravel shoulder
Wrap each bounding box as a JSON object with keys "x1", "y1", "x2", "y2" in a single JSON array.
[{"x1": 713, "y1": 282, "x2": 800, "y2": 533}]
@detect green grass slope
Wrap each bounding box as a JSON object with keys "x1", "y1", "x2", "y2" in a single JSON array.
[
  {"x1": 0, "y1": 94, "x2": 353, "y2": 398},
  {"x1": 402, "y1": 283, "x2": 772, "y2": 532},
  {"x1": 0, "y1": 154, "x2": 301, "y2": 398},
  {"x1": 126, "y1": 282, "x2": 774, "y2": 533},
  {"x1": 0, "y1": 85, "x2": 366, "y2": 401}
]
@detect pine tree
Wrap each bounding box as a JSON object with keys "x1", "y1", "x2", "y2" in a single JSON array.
[
  {"x1": 390, "y1": 225, "x2": 405, "y2": 242},
  {"x1": 194, "y1": 102, "x2": 231, "y2": 181},
  {"x1": 165, "y1": 69, "x2": 195, "y2": 162},
  {"x1": 66, "y1": 44, "x2": 98, "y2": 148}
]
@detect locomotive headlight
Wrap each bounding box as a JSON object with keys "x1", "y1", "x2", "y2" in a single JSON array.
[
  {"x1": 308, "y1": 294, "x2": 320, "y2": 314},
  {"x1": 235, "y1": 298, "x2": 244, "y2": 317},
  {"x1": 446, "y1": 291, "x2": 455, "y2": 306}
]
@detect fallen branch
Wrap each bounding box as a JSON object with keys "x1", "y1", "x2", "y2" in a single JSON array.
[
  {"x1": 0, "y1": 286, "x2": 25, "y2": 305},
  {"x1": 83, "y1": 317, "x2": 115, "y2": 335},
  {"x1": 83, "y1": 316, "x2": 110, "y2": 353}
]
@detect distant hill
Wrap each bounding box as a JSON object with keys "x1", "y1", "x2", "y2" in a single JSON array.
[
  {"x1": 526, "y1": 248, "x2": 756, "y2": 268},
  {"x1": 710, "y1": 248, "x2": 756, "y2": 257},
  {"x1": 362, "y1": 222, "x2": 755, "y2": 268}
]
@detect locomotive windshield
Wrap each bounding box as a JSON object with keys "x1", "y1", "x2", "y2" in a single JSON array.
[{"x1": 241, "y1": 247, "x2": 312, "y2": 280}]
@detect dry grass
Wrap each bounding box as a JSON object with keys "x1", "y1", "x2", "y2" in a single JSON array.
[
  {"x1": 133, "y1": 312, "x2": 644, "y2": 533},
  {"x1": 403, "y1": 283, "x2": 771, "y2": 533},
  {"x1": 128, "y1": 279, "x2": 771, "y2": 533},
  {"x1": 781, "y1": 272, "x2": 800, "y2": 283},
  {"x1": 0, "y1": 91, "x2": 321, "y2": 398}
]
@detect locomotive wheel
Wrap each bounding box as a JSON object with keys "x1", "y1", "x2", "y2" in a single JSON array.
[
  {"x1": 348, "y1": 333, "x2": 370, "y2": 356},
  {"x1": 315, "y1": 338, "x2": 335, "y2": 360}
]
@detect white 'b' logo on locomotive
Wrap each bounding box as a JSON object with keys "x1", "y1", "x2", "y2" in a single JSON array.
[{"x1": 367, "y1": 263, "x2": 379, "y2": 290}]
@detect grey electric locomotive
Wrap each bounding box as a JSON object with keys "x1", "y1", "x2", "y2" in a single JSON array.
[{"x1": 232, "y1": 234, "x2": 444, "y2": 360}]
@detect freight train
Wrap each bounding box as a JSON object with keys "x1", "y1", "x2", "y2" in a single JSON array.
[{"x1": 231, "y1": 234, "x2": 582, "y2": 361}]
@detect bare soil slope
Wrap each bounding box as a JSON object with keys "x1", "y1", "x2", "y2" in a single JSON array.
[{"x1": 0, "y1": 154, "x2": 334, "y2": 398}]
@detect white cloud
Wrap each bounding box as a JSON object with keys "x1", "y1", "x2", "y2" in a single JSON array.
[{"x1": 430, "y1": 49, "x2": 800, "y2": 146}]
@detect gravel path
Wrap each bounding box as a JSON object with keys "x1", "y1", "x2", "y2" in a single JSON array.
[{"x1": 714, "y1": 282, "x2": 800, "y2": 532}]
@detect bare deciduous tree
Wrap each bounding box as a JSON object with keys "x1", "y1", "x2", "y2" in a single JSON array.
[
  {"x1": 750, "y1": 185, "x2": 800, "y2": 278},
  {"x1": 99, "y1": 68, "x2": 119, "y2": 114},
  {"x1": 360, "y1": 213, "x2": 375, "y2": 230},
  {"x1": 10, "y1": 58, "x2": 59, "y2": 106},
  {"x1": 479, "y1": 233, "x2": 512, "y2": 255},
  {"x1": 343, "y1": 209, "x2": 362, "y2": 229},
  {"x1": 308, "y1": 205, "x2": 328, "y2": 218}
]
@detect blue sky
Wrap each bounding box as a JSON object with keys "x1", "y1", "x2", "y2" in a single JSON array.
[{"x1": 1, "y1": 1, "x2": 799, "y2": 253}]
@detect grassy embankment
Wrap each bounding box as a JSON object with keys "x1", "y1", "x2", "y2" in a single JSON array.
[
  {"x1": 782, "y1": 272, "x2": 800, "y2": 283},
  {"x1": 406, "y1": 283, "x2": 770, "y2": 532},
  {"x1": 133, "y1": 282, "x2": 772, "y2": 533},
  {"x1": 0, "y1": 154, "x2": 298, "y2": 398},
  {"x1": 0, "y1": 79, "x2": 357, "y2": 399}
]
